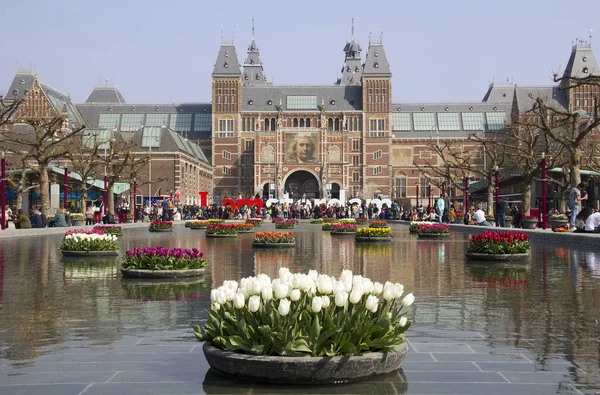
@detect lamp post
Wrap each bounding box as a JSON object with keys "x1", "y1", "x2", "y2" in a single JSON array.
[
  {"x1": 494, "y1": 165, "x2": 499, "y2": 204},
  {"x1": 1, "y1": 152, "x2": 5, "y2": 230},
  {"x1": 416, "y1": 182, "x2": 419, "y2": 208},
  {"x1": 147, "y1": 126, "x2": 161, "y2": 205},
  {"x1": 133, "y1": 177, "x2": 137, "y2": 223},
  {"x1": 541, "y1": 152, "x2": 547, "y2": 230},
  {"x1": 464, "y1": 175, "x2": 469, "y2": 212},
  {"x1": 266, "y1": 142, "x2": 272, "y2": 199},
  {"x1": 428, "y1": 183, "x2": 432, "y2": 209},
  {"x1": 103, "y1": 172, "x2": 108, "y2": 216},
  {"x1": 63, "y1": 165, "x2": 69, "y2": 210}
]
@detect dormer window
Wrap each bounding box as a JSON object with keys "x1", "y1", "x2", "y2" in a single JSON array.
[
  {"x1": 330, "y1": 99, "x2": 336, "y2": 105},
  {"x1": 374, "y1": 52, "x2": 378, "y2": 57},
  {"x1": 354, "y1": 66, "x2": 359, "y2": 72},
  {"x1": 248, "y1": 99, "x2": 254, "y2": 105},
  {"x1": 346, "y1": 66, "x2": 350, "y2": 72},
  {"x1": 583, "y1": 66, "x2": 589, "y2": 73},
  {"x1": 255, "y1": 74, "x2": 260, "y2": 80},
  {"x1": 250, "y1": 59, "x2": 255, "y2": 65},
  {"x1": 583, "y1": 56, "x2": 587, "y2": 62},
  {"x1": 244, "y1": 74, "x2": 249, "y2": 80},
  {"x1": 225, "y1": 52, "x2": 229, "y2": 57},
  {"x1": 374, "y1": 62, "x2": 379, "y2": 68},
  {"x1": 267, "y1": 99, "x2": 272, "y2": 105},
  {"x1": 224, "y1": 62, "x2": 229, "y2": 68}
]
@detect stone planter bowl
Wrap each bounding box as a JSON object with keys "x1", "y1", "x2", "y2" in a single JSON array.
[
  {"x1": 416, "y1": 233, "x2": 450, "y2": 238},
  {"x1": 330, "y1": 231, "x2": 357, "y2": 235},
  {"x1": 149, "y1": 228, "x2": 174, "y2": 232},
  {"x1": 202, "y1": 342, "x2": 408, "y2": 384},
  {"x1": 61, "y1": 250, "x2": 119, "y2": 257},
  {"x1": 466, "y1": 252, "x2": 531, "y2": 261},
  {"x1": 550, "y1": 219, "x2": 569, "y2": 229},
  {"x1": 521, "y1": 220, "x2": 538, "y2": 230},
  {"x1": 120, "y1": 268, "x2": 206, "y2": 278},
  {"x1": 252, "y1": 242, "x2": 295, "y2": 248},
  {"x1": 355, "y1": 237, "x2": 392, "y2": 242},
  {"x1": 206, "y1": 234, "x2": 238, "y2": 238}
]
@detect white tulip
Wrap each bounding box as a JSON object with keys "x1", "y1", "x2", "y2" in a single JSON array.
[
  {"x1": 320, "y1": 295, "x2": 330, "y2": 308},
  {"x1": 249, "y1": 278, "x2": 262, "y2": 295},
  {"x1": 394, "y1": 283, "x2": 404, "y2": 299},
  {"x1": 402, "y1": 293, "x2": 415, "y2": 307},
  {"x1": 365, "y1": 295, "x2": 379, "y2": 313},
  {"x1": 261, "y1": 286, "x2": 273, "y2": 301},
  {"x1": 290, "y1": 289, "x2": 301, "y2": 302},
  {"x1": 362, "y1": 279, "x2": 374, "y2": 294},
  {"x1": 382, "y1": 282, "x2": 395, "y2": 301},
  {"x1": 373, "y1": 282, "x2": 383, "y2": 295},
  {"x1": 311, "y1": 296, "x2": 323, "y2": 313},
  {"x1": 223, "y1": 288, "x2": 235, "y2": 302},
  {"x1": 308, "y1": 270, "x2": 318, "y2": 281},
  {"x1": 233, "y1": 292, "x2": 245, "y2": 309},
  {"x1": 349, "y1": 289, "x2": 363, "y2": 304},
  {"x1": 248, "y1": 295, "x2": 261, "y2": 313},
  {"x1": 332, "y1": 280, "x2": 346, "y2": 295},
  {"x1": 210, "y1": 289, "x2": 218, "y2": 303},
  {"x1": 340, "y1": 270, "x2": 353, "y2": 292},
  {"x1": 273, "y1": 283, "x2": 289, "y2": 299},
  {"x1": 399, "y1": 316, "x2": 408, "y2": 327},
  {"x1": 278, "y1": 298, "x2": 291, "y2": 316},
  {"x1": 211, "y1": 303, "x2": 220, "y2": 311},
  {"x1": 334, "y1": 291, "x2": 348, "y2": 307},
  {"x1": 317, "y1": 275, "x2": 333, "y2": 295},
  {"x1": 215, "y1": 289, "x2": 228, "y2": 305}
]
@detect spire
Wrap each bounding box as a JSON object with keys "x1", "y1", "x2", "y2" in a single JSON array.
[
  {"x1": 561, "y1": 38, "x2": 599, "y2": 84},
  {"x1": 242, "y1": 17, "x2": 266, "y2": 85},
  {"x1": 337, "y1": 18, "x2": 363, "y2": 85},
  {"x1": 212, "y1": 40, "x2": 241, "y2": 77},
  {"x1": 362, "y1": 39, "x2": 392, "y2": 77}
]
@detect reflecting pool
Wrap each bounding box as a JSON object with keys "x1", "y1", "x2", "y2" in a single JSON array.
[{"x1": 0, "y1": 223, "x2": 599, "y2": 394}]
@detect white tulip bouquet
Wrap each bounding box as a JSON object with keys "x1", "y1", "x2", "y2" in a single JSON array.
[
  {"x1": 59, "y1": 230, "x2": 119, "y2": 251},
  {"x1": 194, "y1": 268, "x2": 414, "y2": 357}
]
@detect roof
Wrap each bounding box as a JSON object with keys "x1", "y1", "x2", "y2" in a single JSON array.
[
  {"x1": 129, "y1": 126, "x2": 210, "y2": 165},
  {"x1": 212, "y1": 43, "x2": 241, "y2": 77},
  {"x1": 240, "y1": 85, "x2": 362, "y2": 112},
  {"x1": 514, "y1": 86, "x2": 568, "y2": 112},
  {"x1": 40, "y1": 83, "x2": 86, "y2": 128},
  {"x1": 362, "y1": 41, "x2": 392, "y2": 77},
  {"x1": 4, "y1": 72, "x2": 35, "y2": 101},
  {"x1": 85, "y1": 86, "x2": 126, "y2": 103},
  {"x1": 562, "y1": 42, "x2": 600, "y2": 80},
  {"x1": 242, "y1": 39, "x2": 266, "y2": 86},
  {"x1": 482, "y1": 83, "x2": 515, "y2": 103}
]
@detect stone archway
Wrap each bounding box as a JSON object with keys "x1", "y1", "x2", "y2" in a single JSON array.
[{"x1": 284, "y1": 170, "x2": 320, "y2": 200}]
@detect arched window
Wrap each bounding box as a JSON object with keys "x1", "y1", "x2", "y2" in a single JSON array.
[
  {"x1": 394, "y1": 171, "x2": 407, "y2": 198},
  {"x1": 328, "y1": 118, "x2": 334, "y2": 130},
  {"x1": 334, "y1": 118, "x2": 340, "y2": 131},
  {"x1": 264, "y1": 119, "x2": 269, "y2": 131},
  {"x1": 293, "y1": 118, "x2": 299, "y2": 128},
  {"x1": 251, "y1": 118, "x2": 255, "y2": 131},
  {"x1": 306, "y1": 118, "x2": 311, "y2": 128},
  {"x1": 270, "y1": 118, "x2": 276, "y2": 131},
  {"x1": 299, "y1": 118, "x2": 305, "y2": 128}
]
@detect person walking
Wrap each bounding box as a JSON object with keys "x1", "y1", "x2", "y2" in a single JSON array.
[{"x1": 568, "y1": 183, "x2": 588, "y2": 230}]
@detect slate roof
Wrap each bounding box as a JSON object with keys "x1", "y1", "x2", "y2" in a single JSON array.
[
  {"x1": 362, "y1": 40, "x2": 392, "y2": 77},
  {"x1": 243, "y1": 39, "x2": 266, "y2": 86},
  {"x1": 129, "y1": 126, "x2": 209, "y2": 165},
  {"x1": 85, "y1": 87, "x2": 126, "y2": 103},
  {"x1": 3, "y1": 72, "x2": 35, "y2": 101},
  {"x1": 562, "y1": 43, "x2": 600, "y2": 80},
  {"x1": 241, "y1": 85, "x2": 363, "y2": 112},
  {"x1": 40, "y1": 83, "x2": 86, "y2": 128},
  {"x1": 514, "y1": 86, "x2": 568, "y2": 112},
  {"x1": 212, "y1": 43, "x2": 241, "y2": 77},
  {"x1": 481, "y1": 83, "x2": 515, "y2": 103}
]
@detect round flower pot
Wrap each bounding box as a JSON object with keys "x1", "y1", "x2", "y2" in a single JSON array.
[
  {"x1": 206, "y1": 234, "x2": 238, "y2": 238},
  {"x1": 236, "y1": 229, "x2": 255, "y2": 233},
  {"x1": 149, "y1": 228, "x2": 174, "y2": 233},
  {"x1": 202, "y1": 342, "x2": 408, "y2": 384},
  {"x1": 330, "y1": 231, "x2": 357, "y2": 235},
  {"x1": 521, "y1": 220, "x2": 537, "y2": 230},
  {"x1": 416, "y1": 233, "x2": 450, "y2": 238},
  {"x1": 465, "y1": 252, "x2": 531, "y2": 261},
  {"x1": 408, "y1": 228, "x2": 418, "y2": 234},
  {"x1": 71, "y1": 220, "x2": 84, "y2": 227},
  {"x1": 550, "y1": 220, "x2": 569, "y2": 229},
  {"x1": 61, "y1": 250, "x2": 119, "y2": 257},
  {"x1": 355, "y1": 237, "x2": 392, "y2": 242},
  {"x1": 252, "y1": 242, "x2": 295, "y2": 248},
  {"x1": 189, "y1": 226, "x2": 208, "y2": 229},
  {"x1": 120, "y1": 268, "x2": 206, "y2": 278}
]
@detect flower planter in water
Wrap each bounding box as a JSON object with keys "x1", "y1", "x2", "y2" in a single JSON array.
[
  {"x1": 120, "y1": 268, "x2": 205, "y2": 278},
  {"x1": 149, "y1": 228, "x2": 174, "y2": 232},
  {"x1": 202, "y1": 342, "x2": 408, "y2": 384},
  {"x1": 252, "y1": 242, "x2": 295, "y2": 248},
  {"x1": 330, "y1": 231, "x2": 357, "y2": 235},
  {"x1": 61, "y1": 250, "x2": 119, "y2": 257},
  {"x1": 466, "y1": 252, "x2": 530, "y2": 261},
  {"x1": 206, "y1": 234, "x2": 238, "y2": 238},
  {"x1": 355, "y1": 237, "x2": 392, "y2": 242},
  {"x1": 416, "y1": 233, "x2": 450, "y2": 238}
]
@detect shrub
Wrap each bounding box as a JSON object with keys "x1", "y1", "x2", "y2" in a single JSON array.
[{"x1": 70, "y1": 213, "x2": 85, "y2": 221}]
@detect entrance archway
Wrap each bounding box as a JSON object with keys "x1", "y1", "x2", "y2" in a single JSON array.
[
  {"x1": 330, "y1": 183, "x2": 341, "y2": 199},
  {"x1": 284, "y1": 170, "x2": 320, "y2": 200}
]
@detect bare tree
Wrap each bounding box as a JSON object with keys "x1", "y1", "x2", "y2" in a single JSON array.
[{"x1": 4, "y1": 152, "x2": 39, "y2": 211}]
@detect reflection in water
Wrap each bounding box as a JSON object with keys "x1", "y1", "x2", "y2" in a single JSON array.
[
  {"x1": 121, "y1": 278, "x2": 206, "y2": 302},
  {"x1": 63, "y1": 257, "x2": 118, "y2": 279},
  {"x1": 0, "y1": 226, "x2": 599, "y2": 390}
]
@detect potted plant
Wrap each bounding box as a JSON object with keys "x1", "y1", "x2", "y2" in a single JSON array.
[
  {"x1": 355, "y1": 217, "x2": 369, "y2": 224},
  {"x1": 310, "y1": 218, "x2": 324, "y2": 224},
  {"x1": 59, "y1": 229, "x2": 119, "y2": 257},
  {"x1": 208, "y1": 219, "x2": 225, "y2": 225},
  {"x1": 339, "y1": 219, "x2": 357, "y2": 225},
  {"x1": 330, "y1": 222, "x2": 358, "y2": 235},
  {"x1": 453, "y1": 212, "x2": 466, "y2": 224},
  {"x1": 121, "y1": 246, "x2": 207, "y2": 278},
  {"x1": 369, "y1": 220, "x2": 388, "y2": 228},
  {"x1": 272, "y1": 217, "x2": 285, "y2": 224},
  {"x1": 416, "y1": 224, "x2": 450, "y2": 238},
  {"x1": 246, "y1": 218, "x2": 263, "y2": 227},
  {"x1": 466, "y1": 231, "x2": 531, "y2": 261},
  {"x1": 409, "y1": 221, "x2": 432, "y2": 233},
  {"x1": 521, "y1": 215, "x2": 538, "y2": 229},
  {"x1": 184, "y1": 220, "x2": 192, "y2": 228},
  {"x1": 549, "y1": 214, "x2": 569, "y2": 229},
  {"x1": 355, "y1": 227, "x2": 393, "y2": 242},
  {"x1": 206, "y1": 224, "x2": 238, "y2": 238},
  {"x1": 70, "y1": 213, "x2": 85, "y2": 226},
  {"x1": 149, "y1": 221, "x2": 174, "y2": 232},
  {"x1": 275, "y1": 219, "x2": 298, "y2": 229},
  {"x1": 194, "y1": 268, "x2": 414, "y2": 383},
  {"x1": 322, "y1": 218, "x2": 336, "y2": 223},
  {"x1": 93, "y1": 225, "x2": 124, "y2": 236},
  {"x1": 234, "y1": 223, "x2": 255, "y2": 233},
  {"x1": 321, "y1": 222, "x2": 337, "y2": 231},
  {"x1": 485, "y1": 214, "x2": 496, "y2": 226},
  {"x1": 252, "y1": 231, "x2": 295, "y2": 248},
  {"x1": 189, "y1": 220, "x2": 210, "y2": 229}
]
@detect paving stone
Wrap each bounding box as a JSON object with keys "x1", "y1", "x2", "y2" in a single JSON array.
[
  {"x1": 432, "y1": 353, "x2": 531, "y2": 362},
  {"x1": 477, "y1": 361, "x2": 573, "y2": 373},
  {"x1": 404, "y1": 371, "x2": 507, "y2": 383},
  {"x1": 0, "y1": 384, "x2": 89, "y2": 395},
  {"x1": 405, "y1": 382, "x2": 575, "y2": 395},
  {"x1": 0, "y1": 371, "x2": 115, "y2": 385},
  {"x1": 411, "y1": 343, "x2": 476, "y2": 353},
  {"x1": 499, "y1": 371, "x2": 574, "y2": 384},
  {"x1": 402, "y1": 361, "x2": 480, "y2": 372}
]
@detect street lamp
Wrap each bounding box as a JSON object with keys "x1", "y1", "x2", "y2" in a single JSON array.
[
  {"x1": 541, "y1": 152, "x2": 547, "y2": 230},
  {"x1": 416, "y1": 182, "x2": 419, "y2": 208},
  {"x1": 1, "y1": 152, "x2": 5, "y2": 230},
  {"x1": 147, "y1": 127, "x2": 161, "y2": 204},
  {"x1": 494, "y1": 165, "x2": 499, "y2": 204},
  {"x1": 133, "y1": 177, "x2": 137, "y2": 223},
  {"x1": 62, "y1": 163, "x2": 69, "y2": 210},
  {"x1": 464, "y1": 175, "x2": 469, "y2": 211}
]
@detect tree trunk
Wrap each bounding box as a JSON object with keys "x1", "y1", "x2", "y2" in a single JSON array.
[
  {"x1": 79, "y1": 187, "x2": 88, "y2": 214},
  {"x1": 522, "y1": 184, "x2": 532, "y2": 216},
  {"x1": 486, "y1": 179, "x2": 494, "y2": 215},
  {"x1": 108, "y1": 184, "x2": 114, "y2": 214},
  {"x1": 38, "y1": 164, "x2": 50, "y2": 216},
  {"x1": 570, "y1": 148, "x2": 582, "y2": 187}
]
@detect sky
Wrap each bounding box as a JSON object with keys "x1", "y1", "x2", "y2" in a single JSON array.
[{"x1": 1, "y1": 0, "x2": 599, "y2": 104}]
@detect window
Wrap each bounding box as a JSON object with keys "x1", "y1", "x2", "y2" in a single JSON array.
[
  {"x1": 352, "y1": 139, "x2": 359, "y2": 151},
  {"x1": 352, "y1": 186, "x2": 360, "y2": 197},
  {"x1": 353, "y1": 172, "x2": 359, "y2": 182},
  {"x1": 120, "y1": 114, "x2": 144, "y2": 131},
  {"x1": 412, "y1": 113, "x2": 435, "y2": 131},
  {"x1": 373, "y1": 150, "x2": 382, "y2": 160},
  {"x1": 218, "y1": 119, "x2": 234, "y2": 137},
  {"x1": 194, "y1": 114, "x2": 211, "y2": 131},
  {"x1": 141, "y1": 126, "x2": 161, "y2": 148},
  {"x1": 287, "y1": 95, "x2": 317, "y2": 110},
  {"x1": 419, "y1": 150, "x2": 432, "y2": 159},
  {"x1": 328, "y1": 118, "x2": 333, "y2": 131},
  {"x1": 348, "y1": 116, "x2": 361, "y2": 131},
  {"x1": 170, "y1": 114, "x2": 192, "y2": 132},
  {"x1": 146, "y1": 114, "x2": 168, "y2": 127},
  {"x1": 486, "y1": 112, "x2": 506, "y2": 130},
  {"x1": 391, "y1": 113, "x2": 411, "y2": 131},
  {"x1": 222, "y1": 150, "x2": 231, "y2": 160},
  {"x1": 245, "y1": 139, "x2": 254, "y2": 151},
  {"x1": 369, "y1": 118, "x2": 385, "y2": 136},
  {"x1": 420, "y1": 178, "x2": 429, "y2": 198},
  {"x1": 334, "y1": 118, "x2": 340, "y2": 131},
  {"x1": 373, "y1": 166, "x2": 382, "y2": 176},
  {"x1": 306, "y1": 118, "x2": 311, "y2": 127},
  {"x1": 437, "y1": 113, "x2": 460, "y2": 131},
  {"x1": 353, "y1": 155, "x2": 360, "y2": 166},
  {"x1": 395, "y1": 176, "x2": 407, "y2": 198},
  {"x1": 462, "y1": 113, "x2": 485, "y2": 130},
  {"x1": 98, "y1": 113, "x2": 120, "y2": 129},
  {"x1": 223, "y1": 166, "x2": 232, "y2": 176}
]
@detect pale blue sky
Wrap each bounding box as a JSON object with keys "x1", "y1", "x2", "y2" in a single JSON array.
[{"x1": 1, "y1": 0, "x2": 599, "y2": 104}]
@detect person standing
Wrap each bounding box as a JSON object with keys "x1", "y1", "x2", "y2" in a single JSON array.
[
  {"x1": 93, "y1": 197, "x2": 103, "y2": 224},
  {"x1": 568, "y1": 183, "x2": 588, "y2": 230},
  {"x1": 435, "y1": 194, "x2": 445, "y2": 223},
  {"x1": 495, "y1": 197, "x2": 507, "y2": 228},
  {"x1": 442, "y1": 192, "x2": 451, "y2": 223}
]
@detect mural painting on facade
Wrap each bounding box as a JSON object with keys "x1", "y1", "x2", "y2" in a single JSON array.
[{"x1": 285, "y1": 132, "x2": 319, "y2": 164}]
